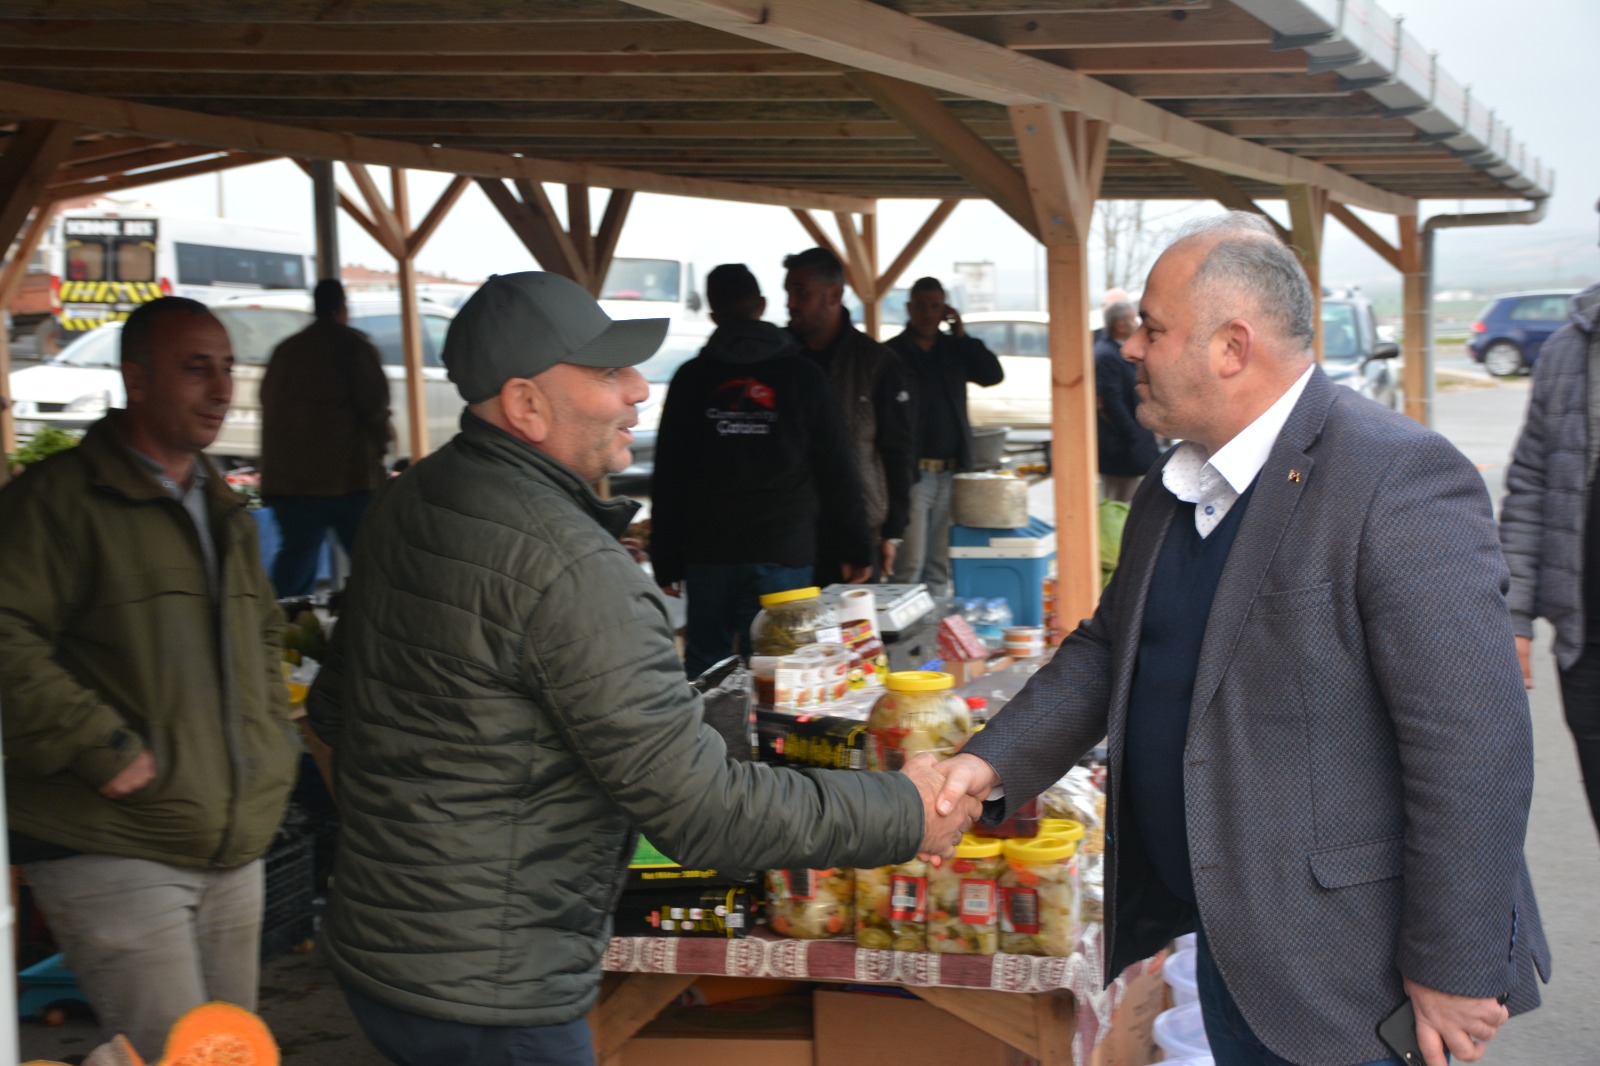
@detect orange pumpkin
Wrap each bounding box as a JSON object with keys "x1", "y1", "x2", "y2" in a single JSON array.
[{"x1": 24, "y1": 1002, "x2": 278, "y2": 1066}]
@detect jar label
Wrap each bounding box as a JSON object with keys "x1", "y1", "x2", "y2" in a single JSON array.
[
  {"x1": 866, "y1": 733, "x2": 906, "y2": 772},
  {"x1": 1000, "y1": 887, "x2": 1040, "y2": 934},
  {"x1": 778, "y1": 869, "x2": 814, "y2": 900},
  {"x1": 813, "y1": 625, "x2": 843, "y2": 645},
  {"x1": 890, "y1": 874, "x2": 927, "y2": 922},
  {"x1": 958, "y1": 879, "x2": 997, "y2": 925}
]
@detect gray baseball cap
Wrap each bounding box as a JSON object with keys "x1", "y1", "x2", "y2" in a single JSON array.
[{"x1": 442, "y1": 271, "x2": 668, "y2": 403}]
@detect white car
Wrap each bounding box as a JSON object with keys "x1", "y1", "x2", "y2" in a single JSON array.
[
  {"x1": 959, "y1": 309, "x2": 1105, "y2": 430},
  {"x1": 8, "y1": 292, "x2": 463, "y2": 463},
  {"x1": 610, "y1": 328, "x2": 713, "y2": 489}
]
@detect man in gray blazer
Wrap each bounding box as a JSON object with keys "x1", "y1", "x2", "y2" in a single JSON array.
[{"x1": 932, "y1": 212, "x2": 1548, "y2": 1066}]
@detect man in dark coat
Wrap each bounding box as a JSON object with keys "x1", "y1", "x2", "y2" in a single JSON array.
[{"x1": 1096, "y1": 299, "x2": 1160, "y2": 501}]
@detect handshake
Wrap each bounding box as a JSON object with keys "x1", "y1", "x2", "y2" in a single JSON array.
[{"x1": 899, "y1": 752, "x2": 1002, "y2": 864}]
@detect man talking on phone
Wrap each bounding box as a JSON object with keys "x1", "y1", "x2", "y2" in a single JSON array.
[{"x1": 888, "y1": 277, "x2": 1004, "y2": 595}]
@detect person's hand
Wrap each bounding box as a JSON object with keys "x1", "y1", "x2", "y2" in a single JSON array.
[
  {"x1": 900, "y1": 752, "x2": 982, "y2": 864},
  {"x1": 943, "y1": 305, "x2": 965, "y2": 338},
  {"x1": 913, "y1": 753, "x2": 1001, "y2": 863},
  {"x1": 1515, "y1": 635, "x2": 1533, "y2": 690},
  {"x1": 841, "y1": 563, "x2": 872, "y2": 584},
  {"x1": 659, "y1": 582, "x2": 682, "y2": 598},
  {"x1": 1404, "y1": 977, "x2": 1509, "y2": 1065},
  {"x1": 99, "y1": 749, "x2": 156, "y2": 800},
  {"x1": 879, "y1": 539, "x2": 899, "y2": 577}
]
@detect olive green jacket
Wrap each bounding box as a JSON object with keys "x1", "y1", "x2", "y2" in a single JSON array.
[
  {"x1": 0, "y1": 413, "x2": 299, "y2": 868},
  {"x1": 307, "y1": 412, "x2": 924, "y2": 1028}
]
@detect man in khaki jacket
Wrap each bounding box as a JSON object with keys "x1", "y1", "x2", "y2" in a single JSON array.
[
  {"x1": 0, "y1": 298, "x2": 299, "y2": 1061},
  {"x1": 260, "y1": 278, "x2": 391, "y2": 597}
]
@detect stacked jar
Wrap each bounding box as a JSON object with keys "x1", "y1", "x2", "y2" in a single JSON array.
[
  {"x1": 866, "y1": 671, "x2": 973, "y2": 772},
  {"x1": 766, "y1": 868, "x2": 854, "y2": 939},
  {"x1": 927, "y1": 834, "x2": 1003, "y2": 955},
  {"x1": 853, "y1": 859, "x2": 929, "y2": 952},
  {"x1": 749, "y1": 587, "x2": 842, "y2": 655},
  {"x1": 998, "y1": 835, "x2": 1079, "y2": 956}
]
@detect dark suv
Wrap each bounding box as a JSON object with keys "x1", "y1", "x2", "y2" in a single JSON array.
[
  {"x1": 1467, "y1": 290, "x2": 1575, "y2": 377},
  {"x1": 1321, "y1": 289, "x2": 1402, "y2": 409}
]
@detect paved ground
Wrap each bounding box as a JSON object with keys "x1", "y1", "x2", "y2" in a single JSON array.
[{"x1": 17, "y1": 359, "x2": 1598, "y2": 1064}]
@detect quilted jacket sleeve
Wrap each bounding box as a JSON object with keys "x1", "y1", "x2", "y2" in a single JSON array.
[{"x1": 520, "y1": 542, "x2": 925, "y2": 872}]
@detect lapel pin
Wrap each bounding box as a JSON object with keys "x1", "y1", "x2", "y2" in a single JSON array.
[{"x1": 1288, "y1": 469, "x2": 1302, "y2": 483}]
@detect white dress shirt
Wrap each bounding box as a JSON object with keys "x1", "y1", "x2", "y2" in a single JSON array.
[{"x1": 1162, "y1": 364, "x2": 1315, "y2": 537}]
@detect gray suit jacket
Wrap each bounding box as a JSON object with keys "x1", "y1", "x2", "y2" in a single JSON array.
[{"x1": 964, "y1": 368, "x2": 1549, "y2": 1064}]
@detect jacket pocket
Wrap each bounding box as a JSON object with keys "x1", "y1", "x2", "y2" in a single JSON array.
[
  {"x1": 1308, "y1": 835, "x2": 1404, "y2": 889},
  {"x1": 1253, "y1": 582, "x2": 1334, "y2": 617}
]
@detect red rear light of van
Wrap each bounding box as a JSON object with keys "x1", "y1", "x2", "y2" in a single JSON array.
[{"x1": 1470, "y1": 321, "x2": 1486, "y2": 333}]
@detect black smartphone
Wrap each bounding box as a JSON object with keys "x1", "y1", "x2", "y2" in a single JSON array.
[{"x1": 1377, "y1": 998, "x2": 1425, "y2": 1065}]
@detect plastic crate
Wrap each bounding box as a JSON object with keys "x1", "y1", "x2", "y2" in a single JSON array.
[{"x1": 260, "y1": 833, "x2": 317, "y2": 962}]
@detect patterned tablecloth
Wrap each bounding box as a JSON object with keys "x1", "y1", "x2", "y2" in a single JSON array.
[{"x1": 603, "y1": 924, "x2": 1163, "y2": 1066}]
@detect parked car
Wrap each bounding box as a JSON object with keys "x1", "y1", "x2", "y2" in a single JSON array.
[
  {"x1": 961, "y1": 309, "x2": 1103, "y2": 430},
  {"x1": 7, "y1": 293, "x2": 462, "y2": 463},
  {"x1": 1467, "y1": 290, "x2": 1576, "y2": 376},
  {"x1": 610, "y1": 328, "x2": 712, "y2": 492},
  {"x1": 1320, "y1": 289, "x2": 1402, "y2": 410}
]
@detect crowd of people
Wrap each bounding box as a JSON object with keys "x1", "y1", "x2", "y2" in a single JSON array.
[{"x1": 2, "y1": 206, "x2": 1593, "y2": 1066}]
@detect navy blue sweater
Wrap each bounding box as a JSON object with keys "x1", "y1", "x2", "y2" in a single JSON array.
[{"x1": 1124, "y1": 480, "x2": 1256, "y2": 903}]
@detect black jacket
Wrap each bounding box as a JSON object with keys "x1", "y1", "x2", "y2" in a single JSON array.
[
  {"x1": 1095, "y1": 334, "x2": 1160, "y2": 477},
  {"x1": 887, "y1": 328, "x2": 1004, "y2": 470},
  {"x1": 650, "y1": 320, "x2": 874, "y2": 585}
]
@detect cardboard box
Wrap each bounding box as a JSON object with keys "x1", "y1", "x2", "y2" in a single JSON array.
[
  {"x1": 814, "y1": 989, "x2": 1029, "y2": 1066},
  {"x1": 1088, "y1": 967, "x2": 1165, "y2": 1066},
  {"x1": 617, "y1": 994, "x2": 813, "y2": 1066}
]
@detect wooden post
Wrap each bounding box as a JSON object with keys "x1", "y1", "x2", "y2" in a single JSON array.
[
  {"x1": 1398, "y1": 213, "x2": 1427, "y2": 424},
  {"x1": 310, "y1": 158, "x2": 339, "y2": 281},
  {"x1": 2, "y1": 209, "x2": 60, "y2": 463},
  {"x1": 1010, "y1": 106, "x2": 1107, "y2": 634},
  {"x1": 1285, "y1": 184, "x2": 1328, "y2": 362},
  {"x1": 391, "y1": 168, "x2": 429, "y2": 463}
]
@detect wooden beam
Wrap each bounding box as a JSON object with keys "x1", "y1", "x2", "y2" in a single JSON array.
[
  {"x1": 1096, "y1": 72, "x2": 1348, "y2": 99},
  {"x1": 49, "y1": 143, "x2": 223, "y2": 187},
  {"x1": 291, "y1": 157, "x2": 391, "y2": 253},
  {"x1": 1285, "y1": 182, "x2": 1328, "y2": 361},
  {"x1": 477, "y1": 177, "x2": 585, "y2": 286},
  {"x1": 0, "y1": 120, "x2": 77, "y2": 257},
  {"x1": 853, "y1": 72, "x2": 1038, "y2": 238},
  {"x1": 0, "y1": 78, "x2": 878, "y2": 213},
  {"x1": 1398, "y1": 213, "x2": 1426, "y2": 425},
  {"x1": 833, "y1": 211, "x2": 873, "y2": 296},
  {"x1": 391, "y1": 167, "x2": 429, "y2": 463},
  {"x1": 877, "y1": 198, "x2": 958, "y2": 294},
  {"x1": 925, "y1": 5, "x2": 1273, "y2": 50},
  {"x1": 1170, "y1": 160, "x2": 1290, "y2": 241},
  {"x1": 789, "y1": 208, "x2": 846, "y2": 269},
  {"x1": 43, "y1": 150, "x2": 271, "y2": 203},
  {"x1": 61, "y1": 134, "x2": 172, "y2": 165},
  {"x1": 515, "y1": 177, "x2": 588, "y2": 288},
  {"x1": 567, "y1": 184, "x2": 594, "y2": 276},
  {"x1": 0, "y1": 202, "x2": 57, "y2": 460},
  {"x1": 1328, "y1": 202, "x2": 1401, "y2": 272},
  {"x1": 406, "y1": 174, "x2": 469, "y2": 257},
  {"x1": 345, "y1": 162, "x2": 406, "y2": 259},
  {"x1": 1036, "y1": 44, "x2": 1307, "y2": 75},
  {"x1": 589, "y1": 188, "x2": 633, "y2": 296},
  {"x1": 625, "y1": 0, "x2": 1419, "y2": 215}
]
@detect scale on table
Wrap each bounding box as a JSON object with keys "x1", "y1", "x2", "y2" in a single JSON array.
[{"x1": 819, "y1": 583, "x2": 936, "y2": 637}]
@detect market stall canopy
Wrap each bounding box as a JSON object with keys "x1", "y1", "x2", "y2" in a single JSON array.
[{"x1": 0, "y1": 0, "x2": 1551, "y2": 217}]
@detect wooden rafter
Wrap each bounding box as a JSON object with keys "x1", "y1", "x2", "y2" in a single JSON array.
[
  {"x1": 0, "y1": 120, "x2": 78, "y2": 255},
  {"x1": 346, "y1": 162, "x2": 407, "y2": 258},
  {"x1": 1328, "y1": 201, "x2": 1401, "y2": 271},
  {"x1": 45, "y1": 150, "x2": 271, "y2": 202},
  {"x1": 290, "y1": 157, "x2": 390, "y2": 251},
  {"x1": 408, "y1": 175, "x2": 470, "y2": 257},
  {"x1": 877, "y1": 198, "x2": 958, "y2": 294},
  {"x1": 591, "y1": 189, "x2": 634, "y2": 294},
  {"x1": 789, "y1": 209, "x2": 846, "y2": 274},
  {"x1": 1170, "y1": 160, "x2": 1290, "y2": 241}
]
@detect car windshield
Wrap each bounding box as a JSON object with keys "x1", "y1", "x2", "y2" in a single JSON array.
[
  {"x1": 636, "y1": 335, "x2": 705, "y2": 384},
  {"x1": 50, "y1": 325, "x2": 122, "y2": 368},
  {"x1": 212, "y1": 307, "x2": 314, "y2": 366},
  {"x1": 1321, "y1": 302, "x2": 1360, "y2": 361},
  {"x1": 601, "y1": 259, "x2": 680, "y2": 302}
]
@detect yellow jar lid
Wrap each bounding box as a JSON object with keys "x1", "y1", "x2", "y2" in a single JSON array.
[
  {"x1": 885, "y1": 670, "x2": 955, "y2": 693},
  {"x1": 1038, "y1": 819, "x2": 1086, "y2": 844},
  {"x1": 1004, "y1": 836, "x2": 1078, "y2": 864},
  {"x1": 954, "y1": 833, "x2": 1004, "y2": 859},
  {"x1": 759, "y1": 586, "x2": 822, "y2": 607}
]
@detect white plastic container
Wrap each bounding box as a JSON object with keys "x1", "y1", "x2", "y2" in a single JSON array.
[
  {"x1": 1152, "y1": 1003, "x2": 1211, "y2": 1060},
  {"x1": 1164, "y1": 947, "x2": 1199, "y2": 1007}
]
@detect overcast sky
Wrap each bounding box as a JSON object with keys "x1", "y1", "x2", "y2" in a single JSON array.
[{"x1": 125, "y1": 0, "x2": 1599, "y2": 309}]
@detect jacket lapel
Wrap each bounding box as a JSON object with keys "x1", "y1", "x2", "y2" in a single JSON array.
[{"x1": 1186, "y1": 368, "x2": 1336, "y2": 736}]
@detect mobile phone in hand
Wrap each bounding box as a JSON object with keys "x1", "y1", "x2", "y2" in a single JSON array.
[{"x1": 1377, "y1": 999, "x2": 1424, "y2": 1065}]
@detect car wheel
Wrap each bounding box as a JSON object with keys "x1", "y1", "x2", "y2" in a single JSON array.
[{"x1": 1482, "y1": 340, "x2": 1525, "y2": 377}]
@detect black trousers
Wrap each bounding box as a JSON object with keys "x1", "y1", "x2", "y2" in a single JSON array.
[
  {"x1": 343, "y1": 983, "x2": 596, "y2": 1066},
  {"x1": 1559, "y1": 644, "x2": 1600, "y2": 840}
]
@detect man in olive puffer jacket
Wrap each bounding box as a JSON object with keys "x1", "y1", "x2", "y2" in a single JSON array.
[{"x1": 307, "y1": 272, "x2": 978, "y2": 1066}]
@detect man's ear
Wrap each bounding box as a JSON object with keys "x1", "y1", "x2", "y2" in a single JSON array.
[
  {"x1": 1214, "y1": 317, "x2": 1256, "y2": 379},
  {"x1": 121, "y1": 360, "x2": 147, "y2": 406},
  {"x1": 499, "y1": 376, "x2": 551, "y2": 444}
]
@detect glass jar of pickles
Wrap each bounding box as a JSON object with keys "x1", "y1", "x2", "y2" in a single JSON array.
[
  {"x1": 999, "y1": 836, "x2": 1079, "y2": 956},
  {"x1": 765, "y1": 868, "x2": 854, "y2": 939},
  {"x1": 750, "y1": 587, "x2": 842, "y2": 656},
  {"x1": 866, "y1": 671, "x2": 973, "y2": 772},
  {"x1": 927, "y1": 835, "x2": 1002, "y2": 955},
  {"x1": 855, "y1": 859, "x2": 929, "y2": 951}
]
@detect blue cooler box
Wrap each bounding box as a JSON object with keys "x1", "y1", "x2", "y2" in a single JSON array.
[{"x1": 950, "y1": 517, "x2": 1055, "y2": 627}]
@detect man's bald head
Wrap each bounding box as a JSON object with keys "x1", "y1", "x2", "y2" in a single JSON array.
[{"x1": 1170, "y1": 211, "x2": 1316, "y2": 362}]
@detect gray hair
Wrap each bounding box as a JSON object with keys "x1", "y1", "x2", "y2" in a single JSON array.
[
  {"x1": 1104, "y1": 300, "x2": 1138, "y2": 329},
  {"x1": 1173, "y1": 211, "x2": 1315, "y2": 351}
]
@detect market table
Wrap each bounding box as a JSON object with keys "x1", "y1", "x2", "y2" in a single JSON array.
[{"x1": 590, "y1": 925, "x2": 1161, "y2": 1066}]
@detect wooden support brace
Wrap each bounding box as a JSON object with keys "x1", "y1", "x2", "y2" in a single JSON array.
[
  {"x1": 406, "y1": 174, "x2": 469, "y2": 257},
  {"x1": 852, "y1": 71, "x2": 1038, "y2": 240},
  {"x1": 1328, "y1": 202, "x2": 1402, "y2": 272},
  {"x1": 345, "y1": 161, "x2": 406, "y2": 259},
  {"x1": 514, "y1": 177, "x2": 588, "y2": 288},
  {"x1": 292, "y1": 157, "x2": 390, "y2": 254},
  {"x1": 833, "y1": 210, "x2": 873, "y2": 296},
  {"x1": 567, "y1": 183, "x2": 594, "y2": 274},
  {"x1": 591, "y1": 188, "x2": 634, "y2": 297},
  {"x1": 877, "y1": 198, "x2": 959, "y2": 294},
  {"x1": 587, "y1": 973, "x2": 699, "y2": 1066},
  {"x1": 478, "y1": 177, "x2": 566, "y2": 274},
  {"x1": 1398, "y1": 213, "x2": 1427, "y2": 425},
  {"x1": 1285, "y1": 182, "x2": 1328, "y2": 361},
  {"x1": 1170, "y1": 160, "x2": 1290, "y2": 242},
  {"x1": 390, "y1": 167, "x2": 430, "y2": 463},
  {"x1": 47, "y1": 151, "x2": 273, "y2": 204},
  {"x1": 0, "y1": 202, "x2": 58, "y2": 461},
  {"x1": 0, "y1": 120, "x2": 78, "y2": 255}
]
